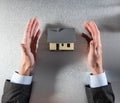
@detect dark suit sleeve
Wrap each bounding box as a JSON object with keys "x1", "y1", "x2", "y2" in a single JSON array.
[
  {"x1": 85, "y1": 83, "x2": 115, "y2": 103},
  {"x1": 2, "y1": 79, "x2": 32, "y2": 103}
]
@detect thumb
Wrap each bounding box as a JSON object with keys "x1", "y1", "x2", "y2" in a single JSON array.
[
  {"x1": 20, "y1": 44, "x2": 27, "y2": 54},
  {"x1": 89, "y1": 41, "x2": 95, "y2": 55}
]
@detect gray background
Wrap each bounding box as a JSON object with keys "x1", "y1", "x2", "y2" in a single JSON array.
[{"x1": 0, "y1": 0, "x2": 120, "y2": 103}]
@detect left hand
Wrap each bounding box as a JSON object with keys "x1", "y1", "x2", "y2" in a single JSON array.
[{"x1": 19, "y1": 17, "x2": 41, "y2": 75}]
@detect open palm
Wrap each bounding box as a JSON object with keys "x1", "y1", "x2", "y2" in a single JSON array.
[
  {"x1": 19, "y1": 17, "x2": 41, "y2": 75},
  {"x1": 82, "y1": 21, "x2": 103, "y2": 75}
]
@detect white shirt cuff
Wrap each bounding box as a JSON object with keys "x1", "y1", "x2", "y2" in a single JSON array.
[
  {"x1": 11, "y1": 71, "x2": 33, "y2": 85},
  {"x1": 90, "y1": 72, "x2": 108, "y2": 88}
]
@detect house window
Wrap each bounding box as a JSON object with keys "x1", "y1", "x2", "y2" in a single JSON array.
[
  {"x1": 56, "y1": 44, "x2": 59, "y2": 50},
  {"x1": 67, "y1": 43, "x2": 70, "y2": 47},
  {"x1": 61, "y1": 43, "x2": 64, "y2": 46}
]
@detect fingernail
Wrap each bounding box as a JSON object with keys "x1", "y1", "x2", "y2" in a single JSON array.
[
  {"x1": 83, "y1": 21, "x2": 87, "y2": 25},
  {"x1": 35, "y1": 16, "x2": 38, "y2": 19}
]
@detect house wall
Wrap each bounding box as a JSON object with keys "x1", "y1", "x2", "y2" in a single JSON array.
[
  {"x1": 0, "y1": 0, "x2": 120, "y2": 103},
  {"x1": 59, "y1": 43, "x2": 74, "y2": 50},
  {"x1": 49, "y1": 43, "x2": 74, "y2": 50}
]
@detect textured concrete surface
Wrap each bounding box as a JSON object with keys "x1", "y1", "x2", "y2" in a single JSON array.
[{"x1": 0, "y1": 0, "x2": 120, "y2": 103}]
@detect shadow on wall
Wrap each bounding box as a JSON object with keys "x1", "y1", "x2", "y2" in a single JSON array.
[
  {"x1": 29, "y1": 23, "x2": 88, "y2": 103},
  {"x1": 97, "y1": 14, "x2": 120, "y2": 81},
  {"x1": 98, "y1": 14, "x2": 120, "y2": 32}
]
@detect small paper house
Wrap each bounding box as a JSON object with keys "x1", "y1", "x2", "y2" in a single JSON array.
[{"x1": 47, "y1": 28, "x2": 76, "y2": 51}]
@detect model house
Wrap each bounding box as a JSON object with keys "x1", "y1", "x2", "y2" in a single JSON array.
[{"x1": 47, "y1": 28, "x2": 76, "y2": 51}]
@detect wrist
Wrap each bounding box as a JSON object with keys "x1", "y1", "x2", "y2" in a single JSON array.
[
  {"x1": 18, "y1": 70, "x2": 31, "y2": 76},
  {"x1": 91, "y1": 67, "x2": 103, "y2": 75},
  {"x1": 18, "y1": 69, "x2": 31, "y2": 76},
  {"x1": 11, "y1": 71, "x2": 33, "y2": 85},
  {"x1": 19, "y1": 65, "x2": 31, "y2": 76},
  {"x1": 90, "y1": 72, "x2": 108, "y2": 88}
]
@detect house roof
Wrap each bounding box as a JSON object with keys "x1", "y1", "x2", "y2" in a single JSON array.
[{"x1": 47, "y1": 28, "x2": 76, "y2": 43}]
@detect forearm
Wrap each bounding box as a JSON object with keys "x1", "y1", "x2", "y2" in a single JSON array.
[
  {"x1": 85, "y1": 83, "x2": 115, "y2": 103},
  {"x1": 85, "y1": 71, "x2": 115, "y2": 103},
  {"x1": 2, "y1": 70, "x2": 33, "y2": 103},
  {"x1": 2, "y1": 79, "x2": 32, "y2": 103}
]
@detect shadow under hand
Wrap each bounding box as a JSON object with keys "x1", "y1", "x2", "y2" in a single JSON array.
[{"x1": 29, "y1": 23, "x2": 88, "y2": 103}]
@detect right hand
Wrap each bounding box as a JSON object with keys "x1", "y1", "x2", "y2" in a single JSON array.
[
  {"x1": 19, "y1": 17, "x2": 41, "y2": 75},
  {"x1": 82, "y1": 21, "x2": 103, "y2": 75}
]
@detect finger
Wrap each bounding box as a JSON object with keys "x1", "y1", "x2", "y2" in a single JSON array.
[
  {"x1": 81, "y1": 33, "x2": 92, "y2": 44},
  {"x1": 97, "y1": 45, "x2": 102, "y2": 56},
  {"x1": 33, "y1": 20, "x2": 39, "y2": 38},
  {"x1": 89, "y1": 21, "x2": 96, "y2": 40},
  {"x1": 26, "y1": 18, "x2": 33, "y2": 38},
  {"x1": 89, "y1": 41, "x2": 94, "y2": 52},
  {"x1": 93, "y1": 22, "x2": 101, "y2": 45},
  {"x1": 89, "y1": 21, "x2": 98, "y2": 48},
  {"x1": 20, "y1": 44, "x2": 27, "y2": 55},
  {"x1": 90, "y1": 21, "x2": 102, "y2": 47},
  {"x1": 34, "y1": 29, "x2": 41, "y2": 47},
  {"x1": 30, "y1": 29, "x2": 40, "y2": 57},
  {"x1": 22, "y1": 19, "x2": 32, "y2": 43},
  {"x1": 23, "y1": 18, "x2": 34, "y2": 46},
  {"x1": 31, "y1": 17, "x2": 39, "y2": 38},
  {"x1": 84, "y1": 21, "x2": 94, "y2": 39},
  {"x1": 89, "y1": 40, "x2": 96, "y2": 56}
]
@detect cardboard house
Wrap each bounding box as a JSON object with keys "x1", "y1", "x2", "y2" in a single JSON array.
[{"x1": 47, "y1": 28, "x2": 76, "y2": 51}]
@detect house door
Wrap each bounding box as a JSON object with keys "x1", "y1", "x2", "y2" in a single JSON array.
[{"x1": 56, "y1": 43, "x2": 59, "y2": 50}]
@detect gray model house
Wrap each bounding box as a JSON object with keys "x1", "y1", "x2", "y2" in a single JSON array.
[{"x1": 47, "y1": 28, "x2": 76, "y2": 51}]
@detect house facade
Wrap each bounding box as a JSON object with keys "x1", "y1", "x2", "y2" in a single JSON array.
[{"x1": 47, "y1": 28, "x2": 76, "y2": 51}]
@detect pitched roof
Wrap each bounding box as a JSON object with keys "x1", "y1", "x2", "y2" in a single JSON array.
[{"x1": 47, "y1": 28, "x2": 76, "y2": 43}]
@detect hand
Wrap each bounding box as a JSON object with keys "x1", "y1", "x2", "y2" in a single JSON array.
[
  {"x1": 19, "y1": 17, "x2": 41, "y2": 75},
  {"x1": 82, "y1": 21, "x2": 103, "y2": 75}
]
